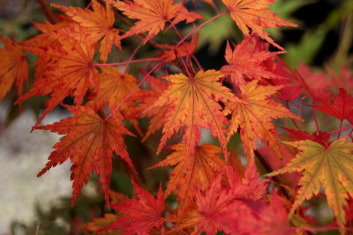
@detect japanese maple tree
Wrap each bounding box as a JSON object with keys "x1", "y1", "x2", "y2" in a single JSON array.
[{"x1": 1, "y1": 0, "x2": 353, "y2": 234}]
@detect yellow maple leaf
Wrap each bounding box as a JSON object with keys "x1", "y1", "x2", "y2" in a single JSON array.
[{"x1": 268, "y1": 138, "x2": 353, "y2": 229}]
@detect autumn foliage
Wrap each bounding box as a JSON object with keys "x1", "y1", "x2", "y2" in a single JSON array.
[{"x1": 2, "y1": 0, "x2": 353, "y2": 234}]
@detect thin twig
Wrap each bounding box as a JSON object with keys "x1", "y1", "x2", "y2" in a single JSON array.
[
  {"x1": 36, "y1": 0, "x2": 57, "y2": 24},
  {"x1": 176, "y1": 9, "x2": 229, "y2": 46}
]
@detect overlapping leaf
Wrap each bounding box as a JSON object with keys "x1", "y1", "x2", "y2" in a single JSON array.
[
  {"x1": 221, "y1": 35, "x2": 280, "y2": 86},
  {"x1": 137, "y1": 75, "x2": 169, "y2": 141},
  {"x1": 221, "y1": 0, "x2": 296, "y2": 50},
  {"x1": 103, "y1": 184, "x2": 165, "y2": 234},
  {"x1": 53, "y1": 0, "x2": 121, "y2": 62},
  {"x1": 18, "y1": 30, "x2": 98, "y2": 126},
  {"x1": 151, "y1": 144, "x2": 224, "y2": 210},
  {"x1": 225, "y1": 80, "x2": 302, "y2": 157},
  {"x1": 88, "y1": 66, "x2": 137, "y2": 112},
  {"x1": 36, "y1": 106, "x2": 134, "y2": 204}
]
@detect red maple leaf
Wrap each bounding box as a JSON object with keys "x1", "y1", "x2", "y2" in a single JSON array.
[
  {"x1": 221, "y1": 35, "x2": 281, "y2": 86},
  {"x1": 297, "y1": 63, "x2": 331, "y2": 98},
  {"x1": 36, "y1": 106, "x2": 134, "y2": 204},
  {"x1": 177, "y1": 164, "x2": 286, "y2": 234},
  {"x1": 52, "y1": 0, "x2": 121, "y2": 62},
  {"x1": 102, "y1": 183, "x2": 165, "y2": 234},
  {"x1": 310, "y1": 88, "x2": 353, "y2": 124}
]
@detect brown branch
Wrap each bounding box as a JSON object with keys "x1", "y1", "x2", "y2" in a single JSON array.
[{"x1": 36, "y1": 0, "x2": 57, "y2": 24}]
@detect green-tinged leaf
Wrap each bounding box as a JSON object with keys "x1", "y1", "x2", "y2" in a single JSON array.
[{"x1": 268, "y1": 138, "x2": 353, "y2": 230}]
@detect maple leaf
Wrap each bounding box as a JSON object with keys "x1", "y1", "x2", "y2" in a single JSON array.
[
  {"x1": 178, "y1": 164, "x2": 275, "y2": 234},
  {"x1": 268, "y1": 138, "x2": 353, "y2": 228},
  {"x1": 107, "y1": 0, "x2": 201, "y2": 41},
  {"x1": 225, "y1": 80, "x2": 302, "y2": 157},
  {"x1": 150, "y1": 144, "x2": 224, "y2": 210},
  {"x1": 297, "y1": 63, "x2": 331, "y2": 98},
  {"x1": 18, "y1": 30, "x2": 99, "y2": 127},
  {"x1": 221, "y1": 0, "x2": 296, "y2": 50},
  {"x1": 226, "y1": 162, "x2": 267, "y2": 199},
  {"x1": 221, "y1": 35, "x2": 281, "y2": 86},
  {"x1": 0, "y1": 37, "x2": 28, "y2": 100},
  {"x1": 148, "y1": 70, "x2": 235, "y2": 155},
  {"x1": 21, "y1": 19, "x2": 85, "y2": 55},
  {"x1": 156, "y1": 35, "x2": 198, "y2": 62},
  {"x1": 310, "y1": 88, "x2": 353, "y2": 124},
  {"x1": 251, "y1": 194, "x2": 294, "y2": 235},
  {"x1": 265, "y1": 57, "x2": 303, "y2": 101},
  {"x1": 136, "y1": 75, "x2": 169, "y2": 141},
  {"x1": 102, "y1": 183, "x2": 165, "y2": 234},
  {"x1": 190, "y1": 173, "x2": 243, "y2": 234},
  {"x1": 53, "y1": 0, "x2": 121, "y2": 62},
  {"x1": 88, "y1": 66, "x2": 137, "y2": 112},
  {"x1": 36, "y1": 106, "x2": 134, "y2": 204},
  {"x1": 87, "y1": 66, "x2": 143, "y2": 134},
  {"x1": 283, "y1": 128, "x2": 331, "y2": 147}
]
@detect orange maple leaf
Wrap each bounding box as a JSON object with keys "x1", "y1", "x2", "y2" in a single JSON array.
[
  {"x1": 36, "y1": 106, "x2": 134, "y2": 204},
  {"x1": 87, "y1": 66, "x2": 144, "y2": 134},
  {"x1": 147, "y1": 70, "x2": 235, "y2": 155},
  {"x1": 0, "y1": 37, "x2": 28, "y2": 100},
  {"x1": 53, "y1": 0, "x2": 121, "y2": 62},
  {"x1": 221, "y1": 0, "x2": 296, "y2": 50},
  {"x1": 18, "y1": 29, "x2": 99, "y2": 127},
  {"x1": 108, "y1": 0, "x2": 201, "y2": 41},
  {"x1": 225, "y1": 80, "x2": 302, "y2": 157},
  {"x1": 151, "y1": 144, "x2": 224, "y2": 210},
  {"x1": 88, "y1": 66, "x2": 137, "y2": 112},
  {"x1": 135, "y1": 75, "x2": 169, "y2": 141}
]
